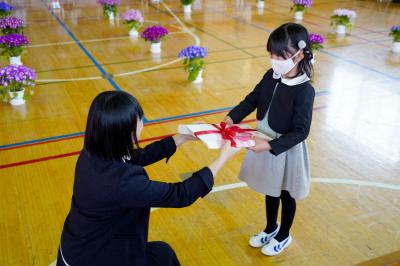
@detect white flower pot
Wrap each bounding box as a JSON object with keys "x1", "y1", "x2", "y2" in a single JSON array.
[
  {"x1": 9, "y1": 89, "x2": 25, "y2": 106},
  {"x1": 257, "y1": 1, "x2": 264, "y2": 8},
  {"x1": 336, "y1": 25, "x2": 346, "y2": 35},
  {"x1": 192, "y1": 70, "x2": 203, "y2": 84},
  {"x1": 391, "y1": 42, "x2": 400, "y2": 53},
  {"x1": 294, "y1": 11, "x2": 303, "y2": 21},
  {"x1": 52, "y1": 1, "x2": 61, "y2": 9},
  {"x1": 184, "y1": 12, "x2": 191, "y2": 20},
  {"x1": 10, "y1": 56, "x2": 22, "y2": 66},
  {"x1": 129, "y1": 28, "x2": 139, "y2": 37},
  {"x1": 311, "y1": 51, "x2": 317, "y2": 64},
  {"x1": 150, "y1": 42, "x2": 162, "y2": 54},
  {"x1": 183, "y1": 4, "x2": 192, "y2": 13},
  {"x1": 107, "y1": 11, "x2": 115, "y2": 20}
]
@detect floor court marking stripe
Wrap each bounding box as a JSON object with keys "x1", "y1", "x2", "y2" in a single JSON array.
[
  {"x1": 149, "y1": 178, "x2": 400, "y2": 212},
  {"x1": 0, "y1": 106, "x2": 329, "y2": 169},
  {"x1": 0, "y1": 94, "x2": 328, "y2": 151},
  {"x1": 43, "y1": 0, "x2": 121, "y2": 90}
]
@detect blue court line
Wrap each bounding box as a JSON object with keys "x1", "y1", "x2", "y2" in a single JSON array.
[
  {"x1": 44, "y1": 2, "x2": 151, "y2": 123},
  {"x1": 0, "y1": 132, "x2": 85, "y2": 150},
  {"x1": 0, "y1": 90, "x2": 328, "y2": 150},
  {"x1": 44, "y1": 2, "x2": 121, "y2": 91},
  {"x1": 146, "y1": 106, "x2": 234, "y2": 123}
]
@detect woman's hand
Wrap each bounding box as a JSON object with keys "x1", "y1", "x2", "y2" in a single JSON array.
[
  {"x1": 219, "y1": 141, "x2": 242, "y2": 159},
  {"x1": 208, "y1": 142, "x2": 242, "y2": 177},
  {"x1": 223, "y1": 116, "x2": 234, "y2": 126},
  {"x1": 173, "y1": 134, "x2": 198, "y2": 147},
  {"x1": 248, "y1": 135, "x2": 271, "y2": 153}
]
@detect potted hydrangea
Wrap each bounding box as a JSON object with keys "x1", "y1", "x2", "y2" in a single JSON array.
[
  {"x1": 178, "y1": 45, "x2": 207, "y2": 83},
  {"x1": 331, "y1": 9, "x2": 357, "y2": 35},
  {"x1": 0, "y1": 2, "x2": 13, "y2": 18},
  {"x1": 181, "y1": 0, "x2": 194, "y2": 13},
  {"x1": 389, "y1": 25, "x2": 400, "y2": 53},
  {"x1": 123, "y1": 10, "x2": 144, "y2": 37},
  {"x1": 141, "y1": 25, "x2": 168, "y2": 54},
  {"x1": 309, "y1": 33, "x2": 324, "y2": 64},
  {"x1": 0, "y1": 65, "x2": 36, "y2": 106},
  {"x1": 97, "y1": 0, "x2": 121, "y2": 20},
  {"x1": 0, "y1": 17, "x2": 24, "y2": 35},
  {"x1": 291, "y1": 0, "x2": 312, "y2": 21},
  {"x1": 0, "y1": 33, "x2": 29, "y2": 65}
]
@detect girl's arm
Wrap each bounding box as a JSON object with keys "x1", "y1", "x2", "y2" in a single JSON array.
[
  {"x1": 226, "y1": 79, "x2": 263, "y2": 124},
  {"x1": 268, "y1": 85, "x2": 315, "y2": 155}
]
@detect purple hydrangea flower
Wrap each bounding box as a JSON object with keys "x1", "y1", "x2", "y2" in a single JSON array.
[
  {"x1": 309, "y1": 33, "x2": 325, "y2": 44},
  {"x1": 123, "y1": 10, "x2": 144, "y2": 23},
  {"x1": 293, "y1": 0, "x2": 312, "y2": 8},
  {"x1": 0, "y1": 34, "x2": 29, "y2": 47},
  {"x1": 0, "y1": 65, "x2": 36, "y2": 90},
  {"x1": 141, "y1": 25, "x2": 169, "y2": 43},
  {"x1": 391, "y1": 25, "x2": 400, "y2": 32},
  {"x1": 178, "y1": 46, "x2": 207, "y2": 59},
  {"x1": 0, "y1": 17, "x2": 24, "y2": 34},
  {"x1": 96, "y1": 0, "x2": 120, "y2": 5}
]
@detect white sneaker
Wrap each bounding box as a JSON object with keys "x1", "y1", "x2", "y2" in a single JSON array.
[
  {"x1": 249, "y1": 224, "x2": 280, "y2": 248},
  {"x1": 261, "y1": 235, "x2": 292, "y2": 256}
]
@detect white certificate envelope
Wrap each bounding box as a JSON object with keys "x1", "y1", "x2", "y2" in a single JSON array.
[{"x1": 178, "y1": 124, "x2": 257, "y2": 149}]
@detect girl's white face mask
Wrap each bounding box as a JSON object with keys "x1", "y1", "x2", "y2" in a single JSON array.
[{"x1": 270, "y1": 49, "x2": 301, "y2": 75}]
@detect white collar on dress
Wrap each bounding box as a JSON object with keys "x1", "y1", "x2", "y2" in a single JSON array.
[{"x1": 273, "y1": 71, "x2": 310, "y2": 86}]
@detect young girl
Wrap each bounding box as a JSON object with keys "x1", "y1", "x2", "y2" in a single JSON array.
[{"x1": 224, "y1": 23, "x2": 315, "y2": 256}]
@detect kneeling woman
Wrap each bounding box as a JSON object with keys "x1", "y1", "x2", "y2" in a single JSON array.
[{"x1": 57, "y1": 91, "x2": 240, "y2": 266}]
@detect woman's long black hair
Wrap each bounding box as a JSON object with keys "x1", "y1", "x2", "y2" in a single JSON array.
[
  {"x1": 84, "y1": 91, "x2": 144, "y2": 161},
  {"x1": 267, "y1": 23, "x2": 314, "y2": 78}
]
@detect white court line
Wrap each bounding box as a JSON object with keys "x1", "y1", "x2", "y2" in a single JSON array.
[
  {"x1": 29, "y1": 31, "x2": 186, "y2": 48},
  {"x1": 49, "y1": 177, "x2": 400, "y2": 265}
]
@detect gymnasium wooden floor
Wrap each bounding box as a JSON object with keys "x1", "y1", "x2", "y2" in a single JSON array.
[{"x1": 0, "y1": 0, "x2": 399, "y2": 265}]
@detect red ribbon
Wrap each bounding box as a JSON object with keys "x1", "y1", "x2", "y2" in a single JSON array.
[{"x1": 194, "y1": 122, "x2": 256, "y2": 147}]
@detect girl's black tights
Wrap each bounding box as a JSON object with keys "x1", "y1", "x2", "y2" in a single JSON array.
[{"x1": 264, "y1": 190, "x2": 296, "y2": 242}]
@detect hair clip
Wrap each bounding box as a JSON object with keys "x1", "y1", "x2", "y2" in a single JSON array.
[{"x1": 298, "y1": 40, "x2": 306, "y2": 49}]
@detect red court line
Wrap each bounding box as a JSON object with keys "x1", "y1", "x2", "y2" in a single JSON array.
[
  {"x1": 0, "y1": 106, "x2": 328, "y2": 170},
  {"x1": 0, "y1": 109, "x2": 230, "y2": 152},
  {"x1": 0, "y1": 134, "x2": 173, "y2": 170}
]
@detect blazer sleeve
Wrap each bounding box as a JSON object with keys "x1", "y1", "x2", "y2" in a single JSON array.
[
  {"x1": 129, "y1": 137, "x2": 177, "y2": 167},
  {"x1": 269, "y1": 85, "x2": 315, "y2": 156},
  {"x1": 227, "y1": 79, "x2": 263, "y2": 124},
  {"x1": 118, "y1": 167, "x2": 214, "y2": 208}
]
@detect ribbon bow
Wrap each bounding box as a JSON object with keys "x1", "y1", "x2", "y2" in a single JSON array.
[{"x1": 194, "y1": 122, "x2": 256, "y2": 147}]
